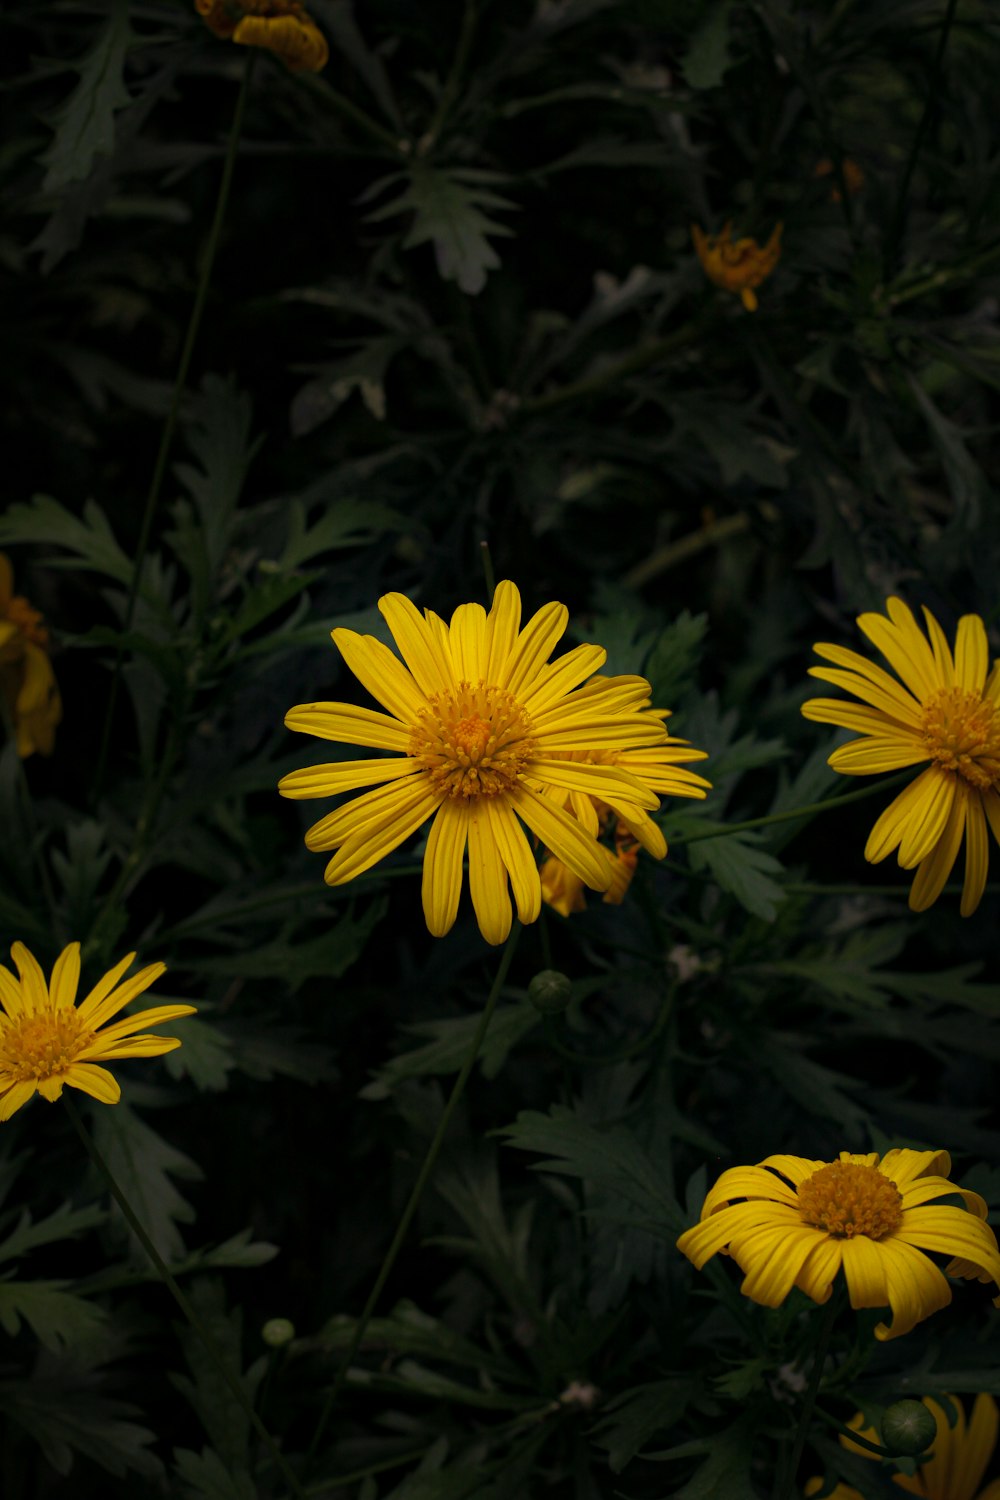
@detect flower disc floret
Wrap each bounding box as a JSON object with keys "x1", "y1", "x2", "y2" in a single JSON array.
[
  {"x1": 797, "y1": 1160, "x2": 902, "y2": 1240},
  {"x1": 921, "y1": 687, "x2": 1000, "y2": 790},
  {"x1": 676, "y1": 1146, "x2": 1000, "y2": 1341},
  {"x1": 410, "y1": 685, "x2": 536, "y2": 798}
]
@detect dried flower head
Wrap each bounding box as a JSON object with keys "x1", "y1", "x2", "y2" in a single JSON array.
[{"x1": 691, "y1": 221, "x2": 783, "y2": 311}]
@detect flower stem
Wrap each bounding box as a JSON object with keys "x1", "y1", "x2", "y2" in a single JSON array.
[
  {"x1": 90, "y1": 51, "x2": 256, "y2": 806},
  {"x1": 774, "y1": 1295, "x2": 839, "y2": 1500},
  {"x1": 63, "y1": 1094, "x2": 306, "y2": 1500},
  {"x1": 670, "y1": 771, "x2": 911, "y2": 845},
  {"x1": 303, "y1": 921, "x2": 522, "y2": 1479}
]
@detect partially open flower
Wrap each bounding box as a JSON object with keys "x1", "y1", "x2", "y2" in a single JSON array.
[
  {"x1": 806, "y1": 1394, "x2": 1000, "y2": 1500},
  {"x1": 0, "y1": 554, "x2": 61, "y2": 758},
  {"x1": 195, "y1": 0, "x2": 328, "y2": 73},
  {"x1": 691, "y1": 221, "x2": 783, "y2": 311}
]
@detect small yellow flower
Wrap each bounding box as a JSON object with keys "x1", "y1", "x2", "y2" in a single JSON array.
[
  {"x1": 801, "y1": 598, "x2": 1000, "y2": 915},
  {"x1": 0, "y1": 554, "x2": 61, "y2": 758},
  {"x1": 280, "y1": 582, "x2": 682, "y2": 946},
  {"x1": 691, "y1": 220, "x2": 783, "y2": 311},
  {"x1": 805, "y1": 1394, "x2": 1000, "y2": 1500},
  {"x1": 540, "y1": 822, "x2": 639, "y2": 917},
  {"x1": 195, "y1": 0, "x2": 328, "y2": 73},
  {"x1": 676, "y1": 1148, "x2": 1000, "y2": 1341},
  {"x1": 0, "y1": 943, "x2": 196, "y2": 1121}
]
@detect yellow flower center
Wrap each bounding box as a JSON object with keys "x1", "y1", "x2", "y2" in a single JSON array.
[
  {"x1": 0, "y1": 1011, "x2": 92, "y2": 1083},
  {"x1": 409, "y1": 683, "x2": 536, "y2": 799},
  {"x1": 921, "y1": 687, "x2": 1000, "y2": 791},
  {"x1": 797, "y1": 1161, "x2": 903, "y2": 1239}
]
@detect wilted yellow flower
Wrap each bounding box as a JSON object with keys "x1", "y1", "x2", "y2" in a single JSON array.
[
  {"x1": 805, "y1": 1394, "x2": 1000, "y2": 1500},
  {"x1": 0, "y1": 554, "x2": 61, "y2": 758},
  {"x1": 280, "y1": 582, "x2": 682, "y2": 946},
  {"x1": 0, "y1": 943, "x2": 196, "y2": 1121},
  {"x1": 814, "y1": 156, "x2": 865, "y2": 202},
  {"x1": 802, "y1": 598, "x2": 1000, "y2": 915},
  {"x1": 677, "y1": 1147, "x2": 1000, "y2": 1341},
  {"x1": 195, "y1": 0, "x2": 328, "y2": 72},
  {"x1": 541, "y1": 821, "x2": 638, "y2": 917},
  {"x1": 691, "y1": 220, "x2": 783, "y2": 311}
]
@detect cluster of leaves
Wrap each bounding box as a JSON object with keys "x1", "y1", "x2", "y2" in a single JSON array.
[{"x1": 1, "y1": 0, "x2": 999, "y2": 1496}]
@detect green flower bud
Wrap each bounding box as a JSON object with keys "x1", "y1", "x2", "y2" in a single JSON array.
[
  {"x1": 528, "y1": 969, "x2": 572, "y2": 1014},
  {"x1": 262, "y1": 1317, "x2": 296, "y2": 1348},
  {"x1": 880, "y1": 1399, "x2": 936, "y2": 1455}
]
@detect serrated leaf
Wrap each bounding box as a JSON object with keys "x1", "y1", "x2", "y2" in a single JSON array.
[
  {"x1": 370, "y1": 165, "x2": 515, "y2": 294},
  {"x1": 188, "y1": 898, "x2": 384, "y2": 990},
  {"x1": 591, "y1": 1378, "x2": 692, "y2": 1473},
  {"x1": 0, "y1": 1376, "x2": 161, "y2": 1479},
  {"x1": 647, "y1": 1419, "x2": 758, "y2": 1498},
  {"x1": 93, "y1": 1100, "x2": 200, "y2": 1263},
  {"x1": 644, "y1": 610, "x2": 708, "y2": 708},
  {"x1": 51, "y1": 820, "x2": 114, "y2": 936},
  {"x1": 361, "y1": 1003, "x2": 540, "y2": 1098},
  {"x1": 0, "y1": 495, "x2": 132, "y2": 584},
  {"x1": 227, "y1": 1025, "x2": 336, "y2": 1085},
  {"x1": 0, "y1": 1202, "x2": 106, "y2": 1266},
  {"x1": 174, "y1": 1447, "x2": 257, "y2": 1500},
  {"x1": 761, "y1": 1032, "x2": 870, "y2": 1138},
  {"x1": 40, "y1": 1, "x2": 133, "y2": 192},
  {"x1": 683, "y1": 0, "x2": 737, "y2": 89},
  {"x1": 321, "y1": 1299, "x2": 518, "y2": 1381},
  {"x1": 171, "y1": 1280, "x2": 264, "y2": 1470},
  {"x1": 290, "y1": 335, "x2": 406, "y2": 435},
  {"x1": 0, "y1": 1280, "x2": 106, "y2": 1352},
  {"x1": 687, "y1": 827, "x2": 787, "y2": 921}
]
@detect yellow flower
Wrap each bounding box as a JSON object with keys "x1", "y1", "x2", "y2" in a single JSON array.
[
  {"x1": 801, "y1": 598, "x2": 1000, "y2": 915},
  {"x1": 805, "y1": 1394, "x2": 1000, "y2": 1500},
  {"x1": 540, "y1": 823, "x2": 638, "y2": 917},
  {"x1": 814, "y1": 156, "x2": 865, "y2": 202},
  {"x1": 691, "y1": 220, "x2": 783, "y2": 310},
  {"x1": 0, "y1": 943, "x2": 196, "y2": 1121},
  {"x1": 195, "y1": 0, "x2": 328, "y2": 73},
  {"x1": 676, "y1": 1148, "x2": 1000, "y2": 1341},
  {"x1": 0, "y1": 554, "x2": 61, "y2": 758},
  {"x1": 279, "y1": 582, "x2": 681, "y2": 945}
]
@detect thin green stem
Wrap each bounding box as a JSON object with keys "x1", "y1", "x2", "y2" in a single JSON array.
[
  {"x1": 64, "y1": 1095, "x2": 306, "y2": 1500},
  {"x1": 883, "y1": 0, "x2": 959, "y2": 279},
  {"x1": 517, "y1": 323, "x2": 699, "y2": 416},
  {"x1": 774, "y1": 1295, "x2": 839, "y2": 1500},
  {"x1": 91, "y1": 53, "x2": 255, "y2": 805},
  {"x1": 811, "y1": 1405, "x2": 929, "y2": 1461},
  {"x1": 423, "y1": 0, "x2": 476, "y2": 149},
  {"x1": 0, "y1": 705, "x2": 61, "y2": 934},
  {"x1": 671, "y1": 772, "x2": 911, "y2": 846},
  {"x1": 303, "y1": 921, "x2": 522, "y2": 1479},
  {"x1": 296, "y1": 71, "x2": 407, "y2": 153},
  {"x1": 480, "y1": 540, "x2": 497, "y2": 603}
]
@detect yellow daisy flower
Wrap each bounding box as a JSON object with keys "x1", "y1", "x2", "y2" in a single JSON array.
[
  {"x1": 279, "y1": 582, "x2": 682, "y2": 945},
  {"x1": 0, "y1": 554, "x2": 62, "y2": 758},
  {"x1": 801, "y1": 598, "x2": 1000, "y2": 915},
  {"x1": 805, "y1": 1394, "x2": 1000, "y2": 1500},
  {"x1": 195, "y1": 0, "x2": 328, "y2": 73},
  {"x1": 676, "y1": 1148, "x2": 1000, "y2": 1341},
  {"x1": 691, "y1": 220, "x2": 783, "y2": 311},
  {"x1": 0, "y1": 943, "x2": 196, "y2": 1121},
  {"x1": 540, "y1": 823, "x2": 639, "y2": 917}
]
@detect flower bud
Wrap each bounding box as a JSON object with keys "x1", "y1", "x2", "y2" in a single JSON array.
[
  {"x1": 528, "y1": 969, "x2": 572, "y2": 1015},
  {"x1": 880, "y1": 1399, "x2": 936, "y2": 1455},
  {"x1": 262, "y1": 1317, "x2": 296, "y2": 1348}
]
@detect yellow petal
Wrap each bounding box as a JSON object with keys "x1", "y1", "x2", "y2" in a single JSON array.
[
  {"x1": 331, "y1": 630, "x2": 426, "y2": 722},
  {"x1": 379, "y1": 593, "x2": 456, "y2": 698},
  {"x1": 81, "y1": 963, "x2": 167, "y2": 1031},
  {"x1": 11, "y1": 943, "x2": 49, "y2": 1014},
  {"x1": 65, "y1": 1063, "x2": 121, "y2": 1105},
  {"x1": 863, "y1": 767, "x2": 953, "y2": 868},
  {"x1": 0, "y1": 963, "x2": 24, "y2": 1020},
  {"x1": 0, "y1": 1080, "x2": 38, "y2": 1120},
  {"x1": 467, "y1": 804, "x2": 511, "y2": 945},
  {"x1": 857, "y1": 601, "x2": 941, "y2": 700},
  {"x1": 90, "y1": 1036, "x2": 183, "y2": 1058},
  {"x1": 531, "y1": 759, "x2": 659, "y2": 810},
  {"x1": 324, "y1": 784, "x2": 442, "y2": 885},
  {"x1": 677, "y1": 1201, "x2": 794, "y2": 1268},
  {"x1": 908, "y1": 783, "x2": 968, "y2": 911},
  {"x1": 953, "y1": 1393, "x2": 998, "y2": 1500},
  {"x1": 449, "y1": 603, "x2": 488, "y2": 682},
  {"x1": 520, "y1": 644, "x2": 608, "y2": 715},
  {"x1": 827, "y1": 736, "x2": 929, "y2": 775},
  {"x1": 82, "y1": 1003, "x2": 197, "y2": 1048},
  {"x1": 502, "y1": 602, "x2": 569, "y2": 697},
  {"x1": 801, "y1": 698, "x2": 912, "y2": 737},
  {"x1": 278, "y1": 758, "x2": 420, "y2": 799},
  {"x1": 894, "y1": 1207, "x2": 1000, "y2": 1284},
  {"x1": 284, "y1": 702, "x2": 410, "y2": 751},
  {"x1": 793, "y1": 1237, "x2": 843, "y2": 1304},
  {"x1": 421, "y1": 801, "x2": 469, "y2": 938},
  {"x1": 875, "y1": 1237, "x2": 952, "y2": 1340},
  {"x1": 304, "y1": 773, "x2": 435, "y2": 851},
  {"x1": 961, "y1": 792, "x2": 989, "y2": 917},
  {"x1": 757, "y1": 1154, "x2": 828, "y2": 1188},
  {"x1": 77, "y1": 951, "x2": 138, "y2": 1020},
  {"x1": 510, "y1": 783, "x2": 614, "y2": 891},
  {"x1": 878, "y1": 1147, "x2": 952, "y2": 1187},
  {"x1": 485, "y1": 581, "x2": 521, "y2": 681},
  {"x1": 808, "y1": 654, "x2": 923, "y2": 727},
  {"x1": 49, "y1": 944, "x2": 81, "y2": 1009},
  {"x1": 733, "y1": 1222, "x2": 827, "y2": 1306},
  {"x1": 702, "y1": 1164, "x2": 799, "y2": 1212},
  {"x1": 954, "y1": 614, "x2": 989, "y2": 692},
  {"x1": 839, "y1": 1235, "x2": 890, "y2": 1309},
  {"x1": 603, "y1": 802, "x2": 666, "y2": 858},
  {"x1": 486, "y1": 798, "x2": 541, "y2": 926}
]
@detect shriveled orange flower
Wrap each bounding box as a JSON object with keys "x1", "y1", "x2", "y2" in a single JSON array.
[
  {"x1": 195, "y1": 0, "x2": 328, "y2": 72},
  {"x1": 815, "y1": 156, "x2": 865, "y2": 202},
  {"x1": 691, "y1": 221, "x2": 783, "y2": 311},
  {"x1": 541, "y1": 820, "x2": 639, "y2": 917},
  {"x1": 0, "y1": 554, "x2": 61, "y2": 758}
]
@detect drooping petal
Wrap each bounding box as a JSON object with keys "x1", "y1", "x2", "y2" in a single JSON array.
[
  {"x1": 731, "y1": 1222, "x2": 826, "y2": 1306},
  {"x1": 677, "y1": 1201, "x2": 796, "y2": 1268},
  {"x1": 793, "y1": 1236, "x2": 843, "y2": 1304},
  {"x1": 863, "y1": 767, "x2": 953, "y2": 867},
  {"x1": 324, "y1": 785, "x2": 442, "y2": 885},
  {"x1": 898, "y1": 1175, "x2": 986, "y2": 1218},
  {"x1": 0, "y1": 1081, "x2": 38, "y2": 1120},
  {"x1": 467, "y1": 804, "x2": 512, "y2": 946},
  {"x1": 908, "y1": 783, "x2": 968, "y2": 911},
  {"x1": 421, "y1": 801, "x2": 469, "y2": 938},
  {"x1": 701, "y1": 1164, "x2": 800, "y2": 1212},
  {"x1": 839, "y1": 1235, "x2": 890, "y2": 1310},
  {"x1": 879, "y1": 1147, "x2": 952, "y2": 1188},
  {"x1": 960, "y1": 792, "x2": 989, "y2": 917},
  {"x1": 64, "y1": 1063, "x2": 121, "y2": 1105},
  {"x1": 894, "y1": 1206, "x2": 1000, "y2": 1287},
  {"x1": 604, "y1": 802, "x2": 667, "y2": 858},
  {"x1": 756, "y1": 1154, "x2": 829, "y2": 1188},
  {"x1": 875, "y1": 1237, "x2": 952, "y2": 1340},
  {"x1": 510, "y1": 784, "x2": 614, "y2": 891},
  {"x1": 284, "y1": 702, "x2": 411, "y2": 750}
]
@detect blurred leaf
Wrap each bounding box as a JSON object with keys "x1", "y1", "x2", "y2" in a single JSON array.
[
  {"x1": 170, "y1": 1279, "x2": 264, "y2": 1470},
  {"x1": 93, "y1": 1100, "x2": 200, "y2": 1263},
  {"x1": 761, "y1": 1032, "x2": 870, "y2": 1138},
  {"x1": 0, "y1": 1375, "x2": 161, "y2": 1479},
  {"x1": 189, "y1": 898, "x2": 385, "y2": 991},
  {"x1": 322, "y1": 1298, "x2": 519, "y2": 1380},
  {"x1": 645, "y1": 610, "x2": 708, "y2": 708},
  {"x1": 591, "y1": 1378, "x2": 692, "y2": 1473},
  {"x1": 0, "y1": 495, "x2": 132, "y2": 584},
  {"x1": 683, "y1": 0, "x2": 737, "y2": 89},
  {"x1": 361, "y1": 1003, "x2": 540, "y2": 1098},
  {"x1": 39, "y1": 0, "x2": 133, "y2": 192},
  {"x1": 367, "y1": 165, "x2": 516, "y2": 294},
  {"x1": 647, "y1": 1420, "x2": 758, "y2": 1498},
  {"x1": 0, "y1": 1280, "x2": 105, "y2": 1352},
  {"x1": 173, "y1": 1446, "x2": 258, "y2": 1500},
  {"x1": 687, "y1": 827, "x2": 787, "y2": 921},
  {"x1": 291, "y1": 335, "x2": 406, "y2": 435},
  {"x1": 0, "y1": 1203, "x2": 106, "y2": 1266}
]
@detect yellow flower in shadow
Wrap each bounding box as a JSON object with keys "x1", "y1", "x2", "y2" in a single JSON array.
[
  {"x1": 0, "y1": 554, "x2": 61, "y2": 758},
  {"x1": 691, "y1": 221, "x2": 783, "y2": 310},
  {"x1": 802, "y1": 598, "x2": 1000, "y2": 916},
  {"x1": 677, "y1": 1147, "x2": 1000, "y2": 1341},
  {"x1": 815, "y1": 156, "x2": 865, "y2": 202},
  {"x1": 541, "y1": 821, "x2": 639, "y2": 917},
  {"x1": 195, "y1": 0, "x2": 328, "y2": 73},
  {"x1": 805, "y1": 1394, "x2": 1000, "y2": 1500},
  {"x1": 0, "y1": 943, "x2": 196, "y2": 1121}
]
